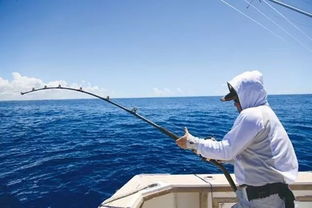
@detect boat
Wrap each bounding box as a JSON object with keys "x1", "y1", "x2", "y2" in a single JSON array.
[{"x1": 99, "y1": 171, "x2": 312, "y2": 208}]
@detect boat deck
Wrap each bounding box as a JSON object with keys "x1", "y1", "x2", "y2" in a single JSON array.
[{"x1": 99, "y1": 171, "x2": 312, "y2": 208}]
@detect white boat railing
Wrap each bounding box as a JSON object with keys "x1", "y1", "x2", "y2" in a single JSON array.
[{"x1": 99, "y1": 172, "x2": 312, "y2": 208}]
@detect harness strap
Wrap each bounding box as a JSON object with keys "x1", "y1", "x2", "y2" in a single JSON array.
[{"x1": 245, "y1": 183, "x2": 295, "y2": 208}]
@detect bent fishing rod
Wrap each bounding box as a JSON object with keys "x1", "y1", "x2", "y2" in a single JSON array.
[{"x1": 21, "y1": 85, "x2": 237, "y2": 192}]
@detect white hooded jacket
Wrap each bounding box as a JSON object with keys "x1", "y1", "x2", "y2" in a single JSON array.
[{"x1": 192, "y1": 71, "x2": 298, "y2": 186}]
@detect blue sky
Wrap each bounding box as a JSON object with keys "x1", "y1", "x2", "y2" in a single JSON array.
[{"x1": 0, "y1": 0, "x2": 311, "y2": 100}]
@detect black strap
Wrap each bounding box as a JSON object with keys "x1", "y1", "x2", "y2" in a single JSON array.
[
  {"x1": 278, "y1": 185, "x2": 295, "y2": 208},
  {"x1": 246, "y1": 183, "x2": 295, "y2": 208}
]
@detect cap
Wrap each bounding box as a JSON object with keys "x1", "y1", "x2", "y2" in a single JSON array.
[{"x1": 220, "y1": 83, "x2": 238, "y2": 102}]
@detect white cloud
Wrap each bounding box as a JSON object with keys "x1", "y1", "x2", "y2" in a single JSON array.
[
  {"x1": 152, "y1": 87, "x2": 185, "y2": 97},
  {"x1": 0, "y1": 72, "x2": 112, "y2": 101}
]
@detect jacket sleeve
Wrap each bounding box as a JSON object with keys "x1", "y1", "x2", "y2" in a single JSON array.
[{"x1": 196, "y1": 110, "x2": 264, "y2": 161}]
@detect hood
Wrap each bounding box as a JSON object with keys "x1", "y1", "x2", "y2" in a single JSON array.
[{"x1": 228, "y1": 71, "x2": 268, "y2": 110}]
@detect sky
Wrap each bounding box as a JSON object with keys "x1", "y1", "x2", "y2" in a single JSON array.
[{"x1": 0, "y1": 0, "x2": 311, "y2": 100}]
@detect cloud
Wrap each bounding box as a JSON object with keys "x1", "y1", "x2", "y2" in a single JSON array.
[
  {"x1": 0, "y1": 72, "x2": 111, "y2": 101},
  {"x1": 152, "y1": 87, "x2": 185, "y2": 97}
]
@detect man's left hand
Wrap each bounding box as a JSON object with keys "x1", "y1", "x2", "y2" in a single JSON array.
[{"x1": 176, "y1": 127, "x2": 190, "y2": 149}]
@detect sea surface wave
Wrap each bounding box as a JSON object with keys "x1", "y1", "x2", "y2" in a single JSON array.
[{"x1": 0, "y1": 95, "x2": 311, "y2": 207}]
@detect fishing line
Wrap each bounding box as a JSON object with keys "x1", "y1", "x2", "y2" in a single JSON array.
[
  {"x1": 242, "y1": 0, "x2": 309, "y2": 51},
  {"x1": 218, "y1": 0, "x2": 284, "y2": 41},
  {"x1": 263, "y1": 0, "x2": 312, "y2": 43},
  {"x1": 21, "y1": 85, "x2": 237, "y2": 192}
]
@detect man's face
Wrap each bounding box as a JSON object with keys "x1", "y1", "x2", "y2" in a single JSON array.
[{"x1": 234, "y1": 98, "x2": 242, "y2": 113}]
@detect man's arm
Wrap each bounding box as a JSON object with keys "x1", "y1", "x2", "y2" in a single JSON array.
[{"x1": 176, "y1": 110, "x2": 264, "y2": 160}]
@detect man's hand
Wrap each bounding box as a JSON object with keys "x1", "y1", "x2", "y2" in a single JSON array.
[
  {"x1": 176, "y1": 127, "x2": 199, "y2": 152},
  {"x1": 176, "y1": 127, "x2": 190, "y2": 149}
]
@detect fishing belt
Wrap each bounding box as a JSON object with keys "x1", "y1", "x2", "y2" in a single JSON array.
[{"x1": 245, "y1": 182, "x2": 295, "y2": 208}]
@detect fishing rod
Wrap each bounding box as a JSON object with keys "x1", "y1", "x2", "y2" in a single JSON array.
[
  {"x1": 266, "y1": 0, "x2": 312, "y2": 18},
  {"x1": 21, "y1": 85, "x2": 237, "y2": 192}
]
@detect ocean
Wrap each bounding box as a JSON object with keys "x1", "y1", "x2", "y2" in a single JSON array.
[{"x1": 0, "y1": 95, "x2": 311, "y2": 208}]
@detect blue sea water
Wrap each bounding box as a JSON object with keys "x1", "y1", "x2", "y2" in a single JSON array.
[{"x1": 0, "y1": 95, "x2": 311, "y2": 208}]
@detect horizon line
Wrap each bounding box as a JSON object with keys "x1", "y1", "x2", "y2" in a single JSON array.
[{"x1": 1, "y1": 92, "x2": 311, "y2": 102}]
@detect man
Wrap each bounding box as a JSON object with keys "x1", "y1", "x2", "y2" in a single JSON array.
[{"x1": 176, "y1": 71, "x2": 298, "y2": 208}]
